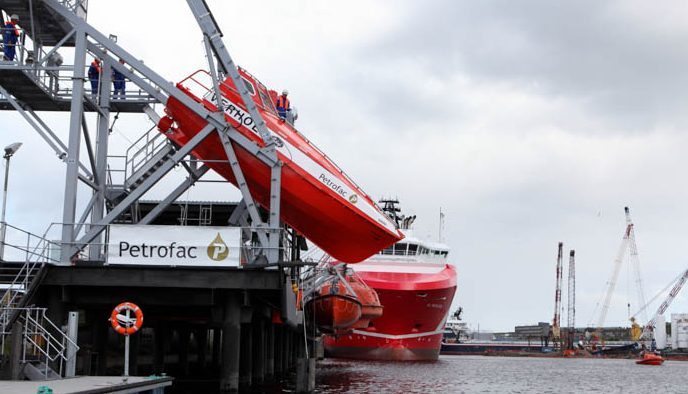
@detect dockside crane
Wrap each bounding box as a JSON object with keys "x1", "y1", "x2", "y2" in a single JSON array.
[
  {"x1": 552, "y1": 242, "x2": 564, "y2": 347},
  {"x1": 567, "y1": 250, "x2": 576, "y2": 350},
  {"x1": 591, "y1": 207, "x2": 647, "y2": 342},
  {"x1": 632, "y1": 268, "x2": 688, "y2": 342}
]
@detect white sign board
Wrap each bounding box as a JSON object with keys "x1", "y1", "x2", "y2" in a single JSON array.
[{"x1": 108, "y1": 225, "x2": 242, "y2": 267}]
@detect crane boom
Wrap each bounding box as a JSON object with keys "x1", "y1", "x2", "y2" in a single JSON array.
[
  {"x1": 596, "y1": 208, "x2": 633, "y2": 328},
  {"x1": 640, "y1": 268, "x2": 688, "y2": 340}
]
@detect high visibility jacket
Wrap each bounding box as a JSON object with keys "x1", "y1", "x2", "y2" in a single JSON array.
[
  {"x1": 276, "y1": 95, "x2": 290, "y2": 110},
  {"x1": 88, "y1": 61, "x2": 101, "y2": 79},
  {"x1": 3, "y1": 22, "x2": 19, "y2": 45}
]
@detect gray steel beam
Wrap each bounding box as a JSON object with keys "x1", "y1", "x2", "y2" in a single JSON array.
[
  {"x1": 70, "y1": 123, "x2": 217, "y2": 257},
  {"x1": 36, "y1": 29, "x2": 76, "y2": 66},
  {"x1": 89, "y1": 56, "x2": 112, "y2": 260},
  {"x1": 0, "y1": 85, "x2": 93, "y2": 180},
  {"x1": 74, "y1": 192, "x2": 97, "y2": 237},
  {"x1": 138, "y1": 164, "x2": 210, "y2": 225},
  {"x1": 60, "y1": 28, "x2": 87, "y2": 263},
  {"x1": 80, "y1": 115, "x2": 98, "y2": 186},
  {"x1": 217, "y1": 129, "x2": 269, "y2": 248},
  {"x1": 186, "y1": 0, "x2": 275, "y2": 148},
  {"x1": 267, "y1": 164, "x2": 282, "y2": 263}
]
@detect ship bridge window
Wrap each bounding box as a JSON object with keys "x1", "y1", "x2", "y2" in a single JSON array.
[
  {"x1": 394, "y1": 243, "x2": 408, "y2": 256},
  {"x1": 381, "y1": 246, "x2": 394, "y2": 255},
  {"x1": 408, "y1": 244, "x2": 418, "y2": 256},
  {"x1": 441, "y1": 251, "x2": 448, "y2": 257}
]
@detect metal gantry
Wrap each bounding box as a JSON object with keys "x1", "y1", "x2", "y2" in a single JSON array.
[
  {"x1": 567, "y1": 249, "x2": 575, "y2": 349},
  {"x1": 0, "y1": 0, "x2": 285, "y2": 265}
]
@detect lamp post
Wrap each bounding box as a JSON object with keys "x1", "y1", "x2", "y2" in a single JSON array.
[{"x1": 0, "y1": 142, "x2": 22, "y2": 261}]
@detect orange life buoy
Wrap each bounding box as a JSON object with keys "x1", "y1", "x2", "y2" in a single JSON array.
[{"x1": 110, "y1": 302, "x2": 144, "y2": 335}]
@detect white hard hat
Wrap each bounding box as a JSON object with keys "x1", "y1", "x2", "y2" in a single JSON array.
[
  {"x1": 282, "y1": 89, "x2": 288, "y2": 95},
  {"x1": 10, "y1": 14, "x2": 19, "y2": 20}
]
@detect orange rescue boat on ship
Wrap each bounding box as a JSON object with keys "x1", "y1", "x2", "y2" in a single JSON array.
[{"x1": 159, "y1": 69, "x2": 403, "y2": 263}]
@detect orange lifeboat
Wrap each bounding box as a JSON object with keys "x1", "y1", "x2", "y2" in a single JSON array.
[
  {"x1": 636, "y1": 352, "x2": 665, "y2": 365},
  {"x1": 303, "y1": 263, "x2": 382, "y2": 334}
]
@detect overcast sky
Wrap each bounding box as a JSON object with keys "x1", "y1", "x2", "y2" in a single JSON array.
[{"x1": 3, "y1": 0, "x2": 688, "y2": 331}]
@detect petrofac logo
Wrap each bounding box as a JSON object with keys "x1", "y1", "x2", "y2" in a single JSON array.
[
  {"x1": 207, "y1": 233, "x2": 229, "y2": 261},
  {"x1": 349, "y1": 194, "x2": 358, "y2": 204}
]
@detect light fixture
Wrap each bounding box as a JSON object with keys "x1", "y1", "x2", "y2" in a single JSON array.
[{"x1": 4, "y1": 142, "x2": 22, "y2": 158}]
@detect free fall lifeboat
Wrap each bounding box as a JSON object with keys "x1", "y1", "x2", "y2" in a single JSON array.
[
  {"x1": 160, "y1": 69, "x2": 403, "y2": 263},
  {"x1": 303, "y1": 263, "x2": 383, "y2": 335}
]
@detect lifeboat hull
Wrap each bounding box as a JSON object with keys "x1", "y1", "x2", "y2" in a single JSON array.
[
  {"x1": 636, "y1": 354, "x2": 664, "y2": 365},
  {"x1": 305, "y1": 294, "x2": 362, "y2": 334},
  {"x1": 162, "y1": 72, "x2": 402, "y2": 263}
]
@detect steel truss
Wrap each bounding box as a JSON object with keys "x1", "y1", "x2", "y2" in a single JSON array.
[{"x1": 0, "y1": 0, "x2": 284, "y2": 264}]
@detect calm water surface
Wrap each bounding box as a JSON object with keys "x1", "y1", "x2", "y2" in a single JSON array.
[{"x1": 313, "y1": 355, "x2": 688, "y2": 393}]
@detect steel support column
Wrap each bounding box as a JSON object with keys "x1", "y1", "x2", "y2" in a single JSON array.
[
  {"x1": 221, "y1": 292, "x2": 241, "y2": 392},
  {"x1": 89, "y1": 57, "x2": 112, "y2": 260},
  {"x1": 60, "y1": 28, "x2": 87, "y2": 263}
]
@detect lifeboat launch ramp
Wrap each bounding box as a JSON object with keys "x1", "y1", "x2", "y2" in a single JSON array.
[{"x1": 0, "y1": 0, "x2": 401, "y2": 391}]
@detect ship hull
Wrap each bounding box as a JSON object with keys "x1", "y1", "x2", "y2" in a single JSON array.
[{"x1": 324, "y1": 264, "x2": 457, "y2": 361}]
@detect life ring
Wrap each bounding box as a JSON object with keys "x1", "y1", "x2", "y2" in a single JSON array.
[{"x1": 110, "y1": 302, "x2": 144, "y2": 335}]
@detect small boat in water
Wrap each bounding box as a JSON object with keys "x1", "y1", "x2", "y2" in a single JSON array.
[{"x1": 636, "y1": 352, "x2": 665, "y2": 366}]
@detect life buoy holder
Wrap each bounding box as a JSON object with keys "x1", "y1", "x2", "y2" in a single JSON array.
[{"x1": 110, "y1": 302, "x2": 144, "y2": 335}]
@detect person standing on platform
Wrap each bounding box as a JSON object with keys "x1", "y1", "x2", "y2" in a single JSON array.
[
  {"x1": 88, "y1": 58, "x2": 101, "y2": 96},
  {"x1": 112, "y1": 58, "x2": 126, "y2": 99},
  {"x1": 276, "y1": 89, "x2": 290, "y2": 121},
  {"x1": 3, "y1": 14, "x2": 20, "y2": 61}
]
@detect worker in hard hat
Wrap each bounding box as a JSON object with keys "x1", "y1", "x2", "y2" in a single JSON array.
[
  {"x1": 88, "y1": 58, "x2": 102, "y2": 96},
  {"x1": 275, "y1": 89, "x2": 291, "y2": 121},
  {"x1": 2, "y1": 14, "x2": 20, "y2": 61}
]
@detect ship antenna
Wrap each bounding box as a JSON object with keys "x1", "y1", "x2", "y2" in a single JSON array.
[{"x1": 439, "y1": 207, "x2": 445, "y2": 243}]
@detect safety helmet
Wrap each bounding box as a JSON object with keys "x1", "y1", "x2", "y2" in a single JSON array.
[
  {"x1": 10, "y1": 14, "x2": 19, "y2": 21},
  {"x1": 282, "y1": 89, "x2": 288, "y2": 96}
]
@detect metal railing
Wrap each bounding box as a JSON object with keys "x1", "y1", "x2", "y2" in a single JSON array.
[
  {"x1": 0, "y1": 35, "x2": 157, "y2": 104},
  {"x1": 58, "y1": 0, "x2": 89, "y2": 18},
  {"x1": 0, "y1": 307, "x2": 79, "y2": 379},
  {"x1": 106, "y1": 124, "x2": 173, "y2": 191}
]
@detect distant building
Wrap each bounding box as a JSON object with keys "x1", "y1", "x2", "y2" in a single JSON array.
[{"x1": 672, "y1": 313, "x2": 688, "y2": 349}]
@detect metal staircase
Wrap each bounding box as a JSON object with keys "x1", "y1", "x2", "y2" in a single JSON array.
[
  {"x1": 106, "y1": 113, "x2": 177, "y2": 224},
  {"x1": 0, "y1": 225, "x2": 78, "y2": 380}
]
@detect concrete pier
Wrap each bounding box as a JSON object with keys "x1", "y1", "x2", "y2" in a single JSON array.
[{"x1": 0, "y1": 265, "x2": 312, "y2": 393}]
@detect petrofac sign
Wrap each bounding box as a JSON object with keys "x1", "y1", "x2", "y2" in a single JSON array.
[{"x1": 108, "y1": 225, "x2": 242, "y2": 266}]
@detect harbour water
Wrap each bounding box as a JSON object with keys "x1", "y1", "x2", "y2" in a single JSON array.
[{"x1": 310, "y1": 355, "x2": 687, "y2": 393}]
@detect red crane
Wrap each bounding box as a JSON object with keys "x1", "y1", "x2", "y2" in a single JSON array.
[{"x1": 552, "y1": 242, "x2": 564, "y2": 346}]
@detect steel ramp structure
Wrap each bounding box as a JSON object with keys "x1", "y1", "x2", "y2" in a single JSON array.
[{"x1": 0, "y1": 0, "x2": 400, "y2": 264}]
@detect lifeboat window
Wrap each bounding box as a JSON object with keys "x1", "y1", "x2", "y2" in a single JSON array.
[
  {"x1": 241, "y1": 77, "x2": 256, "y2": 96},
  {"x1": 408, "y1": 244, "x2": 418, "y2": 255},
  {"x1": 259, "y1": 90, "x2": 277, "y2": 114},
  {"x1": 394, "y1": 243, "x2": 408, "y2": 256}
]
